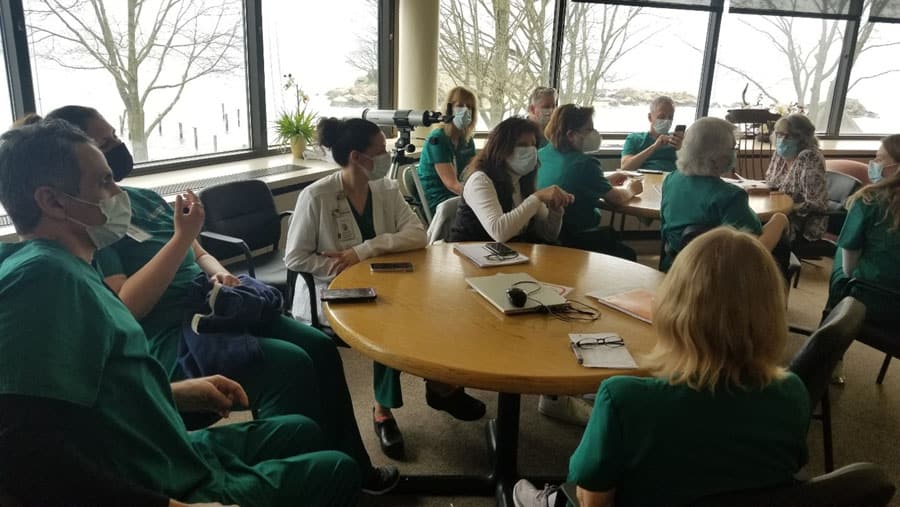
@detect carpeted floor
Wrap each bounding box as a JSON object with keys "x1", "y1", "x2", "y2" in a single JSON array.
[{"x1": 340, "y1": 251, "x2": 900, "y2": 506}]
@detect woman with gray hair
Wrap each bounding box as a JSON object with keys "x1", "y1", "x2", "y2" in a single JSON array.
[
  {"x1": 765, "y1": 113, "x2": 827, "y2": 242},
  {"x1": 659, "y1": 117, "x2": 788, "y2": 271}
]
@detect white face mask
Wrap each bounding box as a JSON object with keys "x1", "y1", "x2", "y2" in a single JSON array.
[
  {"x1": 360, "y1": 152, "x2": 391, "y2": 180},
  {"x1": 507, "y1": 146, "x2": 538, "y2": 176},
  {"x1": 537, "y1": 108, "x2": 554, "y2": 127},
  {"x1": 452, "y1": 106, "x2": 472, "y2": 130},
  {"x1": 653, "y1": 119, "x2": 672, "y2": 135},
  {"x1": 64, "y1": 191, "x2": 132, "y2": 249},
  {"x1": 580, "y1": 130, "x2": 603, "y2": 152}
]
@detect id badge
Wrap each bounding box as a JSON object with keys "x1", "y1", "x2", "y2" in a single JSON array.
[
  {"x1": 335, "y1": 215, "x2": 359, "y2": 243},
  {"x1": 126, "y1": 224, "x2": 152, "y2": 242}
]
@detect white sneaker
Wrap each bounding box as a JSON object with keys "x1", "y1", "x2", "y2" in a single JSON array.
[
  {"x1": 538, "y1": 395, "x2": 593, "y2": 426},
  {"x1": 513, "y1": 479, "x2": 559, "y2": 507}
]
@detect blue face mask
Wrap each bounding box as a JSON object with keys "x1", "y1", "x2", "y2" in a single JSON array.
[
  {"x1": 868, "y1": 161, "x2": 884, "y2": 183},
  {"x1": 726, "y1": 150, "x2": 737, "y2": 172},
  {"x1": 775, "y1": 138, "x2": 799, "y2": 159}
]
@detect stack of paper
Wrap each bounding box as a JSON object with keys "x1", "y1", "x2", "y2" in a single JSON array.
[
  {"x1": 453, "y1": 243, "x2": 529, "y2": 267},
  {"x1": 569, "y1": 333, "x2": 638, "y2": 369}
]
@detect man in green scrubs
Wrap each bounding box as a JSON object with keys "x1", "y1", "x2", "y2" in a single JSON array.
[
  {"x1": 620, "y1": 96, "x2": 682, "y2": 173},
  {"x1": 0, "y1": 120, "x2": 359, "y2": 505},
  {"x1": 416, "y1": 126, "x2": 476, "y2": 216}
]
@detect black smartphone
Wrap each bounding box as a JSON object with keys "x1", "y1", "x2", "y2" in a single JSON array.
[
  {"x1": 674, "y1": 124, "x2": 686, "y2": 135},
  {"x1": 484, "y1": 242, "x2": 518, "y2": 256},
  {"x1": 370, "y1": 262, "x2": 414, "y2": 273},
  {"x1": 320, "y1": 288, "x2": 377, "y2": 303}
]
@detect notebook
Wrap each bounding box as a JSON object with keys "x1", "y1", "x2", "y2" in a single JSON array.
[
  {"x1": 453, "y1": 242, "x2": 529, "y2": 267},
  {"x1": 587, "y1": 288, "x2": 654, "y2": 323},
  {"x1": 465, "y1": 272, "x2": 568, "y2": 315}
]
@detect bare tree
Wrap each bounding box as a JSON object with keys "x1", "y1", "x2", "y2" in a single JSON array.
[
  {"x1": 27, "y1": 0, "x2": 243, "y2": 161},
  {"x1": 346, "y1": 0, "x2": 378, "y2": 82}
]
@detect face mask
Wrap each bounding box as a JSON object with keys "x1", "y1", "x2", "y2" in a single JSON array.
[
  {"x1": 653, "y1": 119, "x2": 672, "y2": 135},
  {"x1": 452, "y1": 107, "x2": 472, "y2": 130},
  {"x1": 726, "y1": 150, "x2": 737, "y2": 172},
  {"x1": 105, "y1": 143, "x2": 134, "y2": 181},
  {"x1": 360, "y1": 152, "x2": 391, "y2": 180},
  {"x1": 869, "y1": 160, "x2": 884, "y2": 183},
  {"x1": 537, "y1": 108, "x2": 554, "y2": 127},
  {"x1": 507, "y1": 146, "x2": 538, "y2": 176},
  {"x1": 63, "y1": 191, "x2": 132, "y2": 249},
  {"x1": 580, "y1": 130, "x2": 603, "y2": 152},
  {"x1": 775, "y1": 138, "x2": 799, "y2": 159}
]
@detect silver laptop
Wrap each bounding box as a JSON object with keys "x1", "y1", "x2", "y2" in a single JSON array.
[{"x1": 465, "y1": 272, "x2": 568, "y2": 315}]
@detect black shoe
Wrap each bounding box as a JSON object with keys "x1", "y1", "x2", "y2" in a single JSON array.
[
  {"x1": 362, "y1": 465, "x2": 400, "y2": 495},
  {"x1": 425, "y1": 388, "x2": 486, "y2": 421},
  {"x1": 373, "y1": 411, "x2": 404, "y2": 459}
]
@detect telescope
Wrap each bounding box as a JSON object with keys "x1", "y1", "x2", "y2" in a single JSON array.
[{"x1": 360, "y1": 108, "x2": 449, "y2": 129}]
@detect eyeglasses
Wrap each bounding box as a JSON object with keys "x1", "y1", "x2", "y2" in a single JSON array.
[{"x1": 573, "y1": 335, "x2": 625, "y2": 349}]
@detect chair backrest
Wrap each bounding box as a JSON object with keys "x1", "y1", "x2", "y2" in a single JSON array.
[
  {"x1": 826, "y1": 159, "x2": 870, "y2": 186},
  {"x1": 789, "y1": 296, "x2": 866, "y2": 404},
  {"x1": 689, "y1": 462, "x2": 895, "y2": 507},
  {"x1": 397, "y1": 163, "x2": 418, "y2": 200},
  {"x1": 825, "y1": 170, "x2": 862, "y2": 209},
  {"x1": 199, "y1": 180, "x2": 281, "y2": 259},
  {"x1": 726, "y1": 108, "x2": 781, "y2": 180},
  {"x1": 410, "y1": 165, "x2": 434, "y2": 224},
  {"x1": 426, "y1": 196, "x2": 460, "y2": 244}
]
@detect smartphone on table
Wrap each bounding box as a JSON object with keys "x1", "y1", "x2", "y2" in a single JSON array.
[
  {"x1": 320, "y1": 288, "x2": 377, "y2": 303},
  {"x1": 484, "y1": 242, "x2": 518, "y2": 257},
  {"x1": 370, "y1": 262, "x2": 414, "y2": 273}
]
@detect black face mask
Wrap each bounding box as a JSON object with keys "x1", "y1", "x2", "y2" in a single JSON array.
[{"x1": 105, "y1": 143, "x2": 134, "y2": 181}]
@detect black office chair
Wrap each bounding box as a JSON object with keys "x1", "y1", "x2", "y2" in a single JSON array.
[
  {"x1": 197, "y1": 180, "x2": 293, "y2": 300},
  {"x1": 789, "y1": 296, "x2": 866, "y2": 472},
  {"x1": 286, "y1": 269, "x2": 350, "y2": 348},
  {"x1": 557, "y1": 462, "x2": 895, "y2": 507},
  {"x1": 792, "y1": 171, "x2": 863, "y2": 262}
]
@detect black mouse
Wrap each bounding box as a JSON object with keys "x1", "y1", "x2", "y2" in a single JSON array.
[{"x1": 506, "y1": 287, "x2": 528, "y2": 308}]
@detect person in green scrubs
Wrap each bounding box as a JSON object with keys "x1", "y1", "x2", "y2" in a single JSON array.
[
  {"x1": 620, "y1": 96, "x2": 683, "y2": 173},
  {"x1": 514, "y1": 228, "x2": 810, "y2": 507},
  {"x1": 417, "y1": 86, "x2": 477, "y2": 216},
  {"x1": 660, "y1": 117, "x2": 788, "y2": 271},
  {"x1": 0, "y1": 119, "x2": 360, "y2": 506},
  {"x1": 827, "y1": 134, "x2": 900, "y2": 325},
  {"x1": 526, "y1": 86, "x2": 557, "y2": 149},
  {"x1": 43, "y1": 105, "x2": 398, "y2": 493},
  {"x1": 537, "y1": 104, "x2": 643, "y2": 260}
]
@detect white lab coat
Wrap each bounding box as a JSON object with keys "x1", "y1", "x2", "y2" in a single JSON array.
[{"x1": 284, "y1": 172, "x2": 427, "y2": 324}]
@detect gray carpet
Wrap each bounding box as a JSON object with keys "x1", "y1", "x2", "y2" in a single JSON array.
[{"x1": 340, "y1": 252, "x2": 900, "y2": 506}]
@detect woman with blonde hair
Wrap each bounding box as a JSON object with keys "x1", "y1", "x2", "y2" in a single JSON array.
[
  {"x1": 514, "y1": 227, "x2": 810, "y2": 507},
  {"x1": 417, "y1": 86, "x2": 478, "y2": 215},
  {"x1": 765, "y1": 113, "x2": 828, "y2": 243},
  {"x1": 827, "y1": 134, "x2": 900, "y2": 325}
]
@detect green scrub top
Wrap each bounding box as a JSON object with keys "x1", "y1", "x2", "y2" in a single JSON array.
[
  {"x1": 0, "y1": 239, "x2": 215, "y2": 497},
  {"x1": 417, "y1": 128, "x2": 476, "y2": 215},
  {"x1": 660, "y1": 171, "x2": 762, "y2": 271},
  {"x1": 622, "y1": 132, "x2": 677, "y2": 172},
  {"x1": 568, "y1": 375, "x2": 810, "y2": 507},
  {"x1": 828, "y1": 198, "x2": 900, "y2": 323},
  {"x1": 537, "y1": 144, "x2": 612, "y2": 234},
  {"x1": 95, "y1": 186, "x2": 203, "y2": 375},
  {"x1": 351, "y1": 190, "x2": 376, "y2": 241}
]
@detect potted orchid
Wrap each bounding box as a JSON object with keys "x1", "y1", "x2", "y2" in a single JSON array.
[{"x1": 274, "y1": 74, "x2": 317, "y2": 159}]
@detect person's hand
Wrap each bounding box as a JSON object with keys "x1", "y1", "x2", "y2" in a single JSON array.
[
  {"x1": 626, "y1": 178, "x2": 644, "y2": 196},
  {"x1": 533, "y1": 185, "x2": 574, "y2": 210},
  {"x1": 212, "y1": 272, "x2": 241, "y2": 287},
  {"x1": 173, "y1": 190, "x2": 205, "y2": 244},
  {"x1": 668, "y1": 133, "x2": 684, "y2": 149},
  {"x1": 169, "y1": 501, "x2": 238, "y2": 507},
  {"x1": 323, "y1": 249, "x2": 361, "y2": 276},
  {"x1": 607, "y1": 171, "x2": 629, "y2": 186},
  {"x1": 653, "y1": 134, "x2": 672, "y2": 150},
  {"x1": 769, "y1": 211, "x2": 789, "y2": 229},
  {"x1": 171, "y1": 375, "x2": 249, "y2": 418}
]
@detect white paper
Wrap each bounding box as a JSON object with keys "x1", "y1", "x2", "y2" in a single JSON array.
[{"x1": 569, "y1": 333, "x2": 638, "y2": 369}]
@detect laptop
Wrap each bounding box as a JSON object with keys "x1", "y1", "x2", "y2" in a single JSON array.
[{"x1": 465, "y1": 272, "x2": 568, "y2": 315}]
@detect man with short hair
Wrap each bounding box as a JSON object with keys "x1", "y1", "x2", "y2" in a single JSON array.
[
  {"x1": 0, "y1": 120, "x2": 360, "y2": 506},
  {"x1": 527, "y1": 86, "x2": 558, "y2": 149},
  {"x1": 620, "y1": 96, "x2": 683, "y2": 172}
]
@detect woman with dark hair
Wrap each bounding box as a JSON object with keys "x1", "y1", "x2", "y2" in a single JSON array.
[
  {"x1": 827, "y1": 134, "x2": 900, "y2": 326},
  {"x1": 448, "y1": 116, "x2": 573, "y2": 243},
  {"x1": 46, "y1": 105, "x2": 400, "y2": 495},
  {"x1": 537, "y1": 104, "x2": 643, "y2": 261},
  {"x1": 285, "y1": 118, "x2": 482, "y2": 459}
]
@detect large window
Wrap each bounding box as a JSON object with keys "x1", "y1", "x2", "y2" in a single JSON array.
[
  {"x1": 437, "y1": 0, "x2": 556, "y2": 130},
  {"x1": 710, "y1": 13, "x2": 846, "y2": 132},
  {"x1": 559, "y1": 3, "x2": 708, "y2": 133},
  {"x1": 842, "y1": 20, "x2": 900, "y2": 134},
  {"x1": 0, "y1": 45, "x2": 12, "y2": 126},
  {"x1": 24, "y1": 0, "x2": 249, "y2": 164},
  {"x1": 263, "y1": 0, "x2": 379, "y2": 147}
]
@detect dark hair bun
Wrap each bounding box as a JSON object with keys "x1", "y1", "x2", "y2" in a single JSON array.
[{"x1": 317, "y1": 117, "x2": 344, "y2": 149}]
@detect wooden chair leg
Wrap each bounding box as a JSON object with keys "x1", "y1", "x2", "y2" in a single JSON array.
[
  {"x1": 876, "y1": 354, "x2": 892, "y2": 385},
  {"x1": 822, "y1": 390, "x2": 834, "y2": 473}
]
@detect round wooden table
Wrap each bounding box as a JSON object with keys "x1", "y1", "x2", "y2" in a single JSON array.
[
  {"x1": 607, "y1": 173, "x2": 794, "y2": 221},
  {"x1": 325, "y1": 243, "x2": 664, "y2": 506}
]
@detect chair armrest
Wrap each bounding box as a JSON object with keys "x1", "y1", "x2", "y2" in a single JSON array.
[
  {"x1": 297, "y1": 270, "x2": 322, "y2": 329},
  {"x1": 279, "y1": 210, "x2": 293, "y2": 222},
  {"x1": 846, "y1": 278, "x2": 900, "y2": 299},
  {"x1": 199, "y1": 231, "x2": 256, "y2": 277}
]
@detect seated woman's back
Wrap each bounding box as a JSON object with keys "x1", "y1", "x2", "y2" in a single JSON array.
[{"x1": 568, "y1": 227, "x2": 810, "y2": 507}]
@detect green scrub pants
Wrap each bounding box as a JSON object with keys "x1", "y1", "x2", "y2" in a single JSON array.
[
  {"x1": 373, "y1": 362, "x2": 403, "y2": 408},
  {"x1": 189, "y1": 415, "x2": 360, "y2": 506}
]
